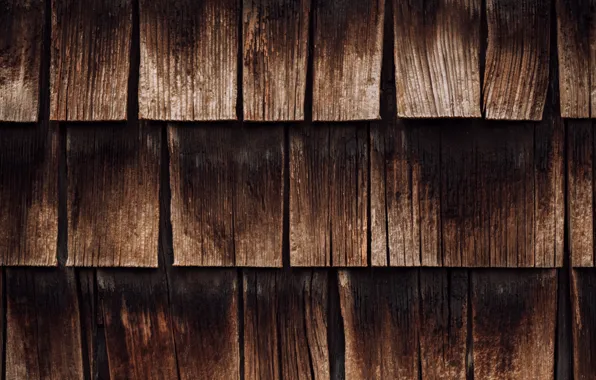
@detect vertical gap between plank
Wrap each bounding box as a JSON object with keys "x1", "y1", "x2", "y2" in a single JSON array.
[
  {"x1": 328, "y1": 269, "x2": 345, "y2": 380},
  {"x1": 75, "y1": 270, "x2": 91, "y2": 380}
]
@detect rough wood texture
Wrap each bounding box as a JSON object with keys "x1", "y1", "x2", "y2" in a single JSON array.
[
  {"x1": 290, "y1": 124, "x2": 368, "y2": 267},
  {"x1": 169, "y1": 124, "x2": 284, "y2": 267},
  {"x1": 472, "y1": 269, "x2": 557, "y2": 380},
  {"x1": 67, "y1": 122, "x2": 161, "y2": 267},
  {"x1": 243, "y1": 0, "x2": 310, "y2": 121},
  {"x1": 312, "y1": 0, "x2": 385, "y2": 121},
  {"x1": 393, "y1": 0, "x2": 481, "y2": 117},
  {"x1": 0, "y1": 0, "x2": 44, "y2": 122},
  {"x1": 139, "y1": 0, "x2": 238, "y2": 121},
  {"x1": 244, "y1": 270, "x2": 329, "y2": 380},
  {"x1": 483, "y1": 0, "x2": 551, "y2": 120},
  {"x1": 50, "y1": 0, "x2": 131, "y2": 121},
  {"x1": 6, "y1": 269, "x2": 84, "y2": 379},
  {"x1": 571, "y1": 269, "x2": 596, "y2": 379},
  {"x1": 0, "y1": 122, "x2": 58, "y2": 266},
  {"x1": 338, "y1": 269, "x2": 419, "y2": 379}
]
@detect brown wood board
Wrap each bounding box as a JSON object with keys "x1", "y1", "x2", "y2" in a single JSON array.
[{"x1": 571, "y1": 269, "x2": 596, "y2": 379}]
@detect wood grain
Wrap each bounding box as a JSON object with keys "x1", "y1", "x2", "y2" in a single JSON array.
[
  {"x1": 139, "y1": 0, "x2": 238, "y2": 121},
  {"x1": 393, "y1": 0, "x2": 481, "y2": 117},
  {"x1": 312, "y1": 0, "x2": 385, "y2": 121},
  {"x1": 243, "y1": 0, "x2": 310, "y2": 121},
  {"x1": 67, "y1": 122, "x2": 161, "y2": 267},
  {"x1": 483, "y1": 0, "x2": 551, "y2": 120},
  {"x1": 472, "y1": 269, "x2": 557, "y2": 380},
  {"x1": 50, "y1": 0, "x2": 131, "y2": 121},
  {"x1": 0, "y1": 122, "x2": 58, "y2": 266},
  {"x1": 0, "y1": 0, "x2": 44, "y2": 122},
  {"x1": 571, "y1": 269, "x2": 596, "y2": 379}
]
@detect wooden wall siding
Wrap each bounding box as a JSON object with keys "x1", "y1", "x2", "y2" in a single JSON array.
[
  {"x1": 312, "y1": 0, "x2": 385, "y2": 121},
  {"x1": 67, "y1": 122, "x2": 161, "y2": 267},
  {"x1": 169, "y1": 124, "x2": 283, "y2": 267},
  {"x1": 290, "y1": 124, "x2": 368, "y2": 267},
  {"x1": 139, "y1": 0, "x2": 238, "y2": 121},
  {"x1": 0, "y1": 122, "x2": 58, "y2": 266},
  {"x1": 571, "y1": 269, "x2": 596, "y2": 379},
  {"x1": 483, "y1": 0, "x2": 551, "y2": 120},
  {"x1": 50, "y1": 0, "x2": 131, "y2": 121},
  {"x1": 472, "y1": 269, "x2": 557, "y2": 380},
  {"x1": 243, "y1": 270, "x2": 329, "y2": 380},
  {"x1": 0, "y1": 0, "x2": 43, "y2": 122},
  {"x1": 393, "y1": 0, "x2": 481, "y2": 118},
  {"x1": 243, "y1": 0, "x2": 310, "y2": 121}
]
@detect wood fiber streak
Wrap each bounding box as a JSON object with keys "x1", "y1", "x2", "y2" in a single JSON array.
[
  {"x1": 0, "y1": 122, "x2": 58, "y2": 266},
  {"x1": 312, "y1": 0, "x2": 385, "y2": 121},
  {"x1": 472, "y1": 270, "x2": 557, "y2": 380},
  {"x1": 243, "y1": 0, "x2": 310, "y2": 121},
  {"x1": 393, "y1": 0, "x2": 481, "y2": 117},
  {"x1": 67, "y1": 122, "x2": 161, "y2": 267},
  {"x1": 77, "y1": 269, "x2": 104, "y2": 380},
  {"x1": 0, "y1": 0, "x2": 43, "y2": 121},
  {"x1": 139, "y1": 0, "x2": 238, "y2": 120},
  {"x1": 243, "y1": 270, "x2": 329, "y2": 380},
  {"x1": 338, "y1": 270, "x2": 419, "y2": 380},
  {"x1": 50, "y1": 0, "x2": 131, "y2": 121},
  {"x1": 571, "y1": 269, "x2": 596, "y2": 379},
  {"x1": 6, "y1": 269, "x2": 84, "y2": 380},
  {"x1": 419, "y1": 269, "x2": 468, "y2": 380},
  {"x1": 483, "y1": 0, "x2": 551, "y2": 120}
]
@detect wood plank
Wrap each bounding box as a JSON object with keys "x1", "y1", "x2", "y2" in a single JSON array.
[
  {"x1": 0, "y1": 0, "x2": 44, "y2": 122},
  {"x1": 242, "y1": 0, "x2": 310, "y2": 121},
  {"x1": 571, "y1": 269, "x2": 596, "y2": 379},
  {"x1": 312, "y1": 0, "x2": 385, "y2": 121},
  {"x1": 50, "y1": 0, "x2": 131, "y2": 121},
  {"x1": 67, "y1": 121, "x2": 161, "y2": 267},
  {"x1": 139, "y1": 0, "x2": 238, "y2": 121},
  {"x1": 6, "y1": 268, "x2": 84, "y2": 379},
  {"x1": 483, "y1": 0, "x2": 551, "y2": 120},
  {"x1": 472, "y1": 269, "x2": 557, "y2": 380},
  {"x1": 393, "y1": 0, "x2": 481, "y2": 117},
  {"x1": 338, "y1": 269, "x2": 419, "y2": 380},
  {"x1": 0, "y1": 122, "x2": 58, "y2": 266},
  {"x1": 243, "y1": 269, "x2": 329, "y2": 380}
]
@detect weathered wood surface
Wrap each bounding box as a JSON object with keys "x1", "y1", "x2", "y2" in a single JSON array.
[
  {"x1": 0, "y1": 0, "x2": 44, "y2": 122},
  {"x1": 169, "y1": 124, "x2": 283, "y2": 267},
  {"x1": 312, "y1": 0, "x2": 385, "y2": 121},
  {"x1": 50, "y1": 0, "x2": 131, "y2": 121},
  {"x1": 0, "y1": 122, "x2": 58, "y2": 266},
  {"x1": 67, "y1": 122, "x2": 161, "y2": 267},
  {"x1": 472, "y1": 270, "x2": 557, "y2": 380},
  {"x1": 244, "y1": 270, "x2": 329, "y2": 380},
  {"x1": 393, "y1": 0, "x2": 481, "y2": 118},
  {"x1": 290, "y1": 124, "x2": 368, "y2": 267},
  {"x1": 571, "y1": 269, "x2": 596, "y2": 379},
  {"x1": 139, "y1": 0, "x2": 238, "y2": 121},
  {"x1": 483, "y1": 0, "x2": 551, "y2": 120},
  {"x1": 243, "y1": 0, "x2": 310, "y2": 121}
]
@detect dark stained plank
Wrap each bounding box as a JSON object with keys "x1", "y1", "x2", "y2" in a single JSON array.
[
  {"x1": 243, "y1": 269, "x2": 329, "y2": 380},
  {"x1": 67, "y1": 121, "x2": 161, "y2": 267},
  {"x1": 312, "y1": 0, "x2": 385, "y2": 121},
  {"x1": 571, "y1": 269, "x2": 596, "y2": 379},
  {"x1": 0, "y1": 0, "x2": 44, "y2": 121},
  {"x1": 50, "y1": 0, "x2": 131, "y2": 121},
  {"x1": 393, "y1": 0, "x2": 481, "y2": 117},
  {"x1": 169, "y1": 124, "x2": 284, "y2": 267},
  {"x1": 483, "y1": 0, "x2": 551, "y2": 120},
  {"x1": 472, "y1": 269, "x2": 557, "y2": 380},
  {"x1": 6, "y1": 268, "x2": 84, "y2": 379},
  {"x1": 0, "y1": 122, "x2": 58, "y2": 266},
  {"x1": 139, "y1": 0, "x2": 238, "y2": 121},
  {"x1": 243, "y1": 0, "x2": 310, "y2": 121},
  {"x1": 338, "y1": 269, "x2": 419, "y2": 379}
]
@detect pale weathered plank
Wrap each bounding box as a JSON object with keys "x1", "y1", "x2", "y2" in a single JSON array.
[
  {"x1": 243, "y1": 0, "x2": 310, "y2": 121},
  {"x1": 0, "y1": 0, "x2": 44, "y2": 122},
  {"x1": 571, "y1": 269, "x2": 596, "y2": 379},
  {"x1": 483, "y1": 0, "x2": 551, "y2": 120},
  {"x1": 312, "y1": 0, "x2": 385, "y2": 121},
  {"x1": 393, "y1": 0, "x2": 481, "y2": 117},
  {"x1": 50, "y1": 0, "x2": 131, "y2": 121},
  {"x1": 139, "y1": 0, "x2": 238, "y2": 120},
  {"x1": 67, "y1": 121, "x2": 161, "y2": 267}
]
